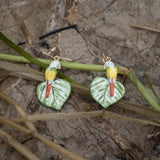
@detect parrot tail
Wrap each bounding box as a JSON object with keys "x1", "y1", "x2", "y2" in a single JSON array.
[
  {"x1": 109, "y1": 79, "x2": 115, "y2": 97},
  {"x1": 46, "y1": 80, "x2": 52, "y2": 98}
]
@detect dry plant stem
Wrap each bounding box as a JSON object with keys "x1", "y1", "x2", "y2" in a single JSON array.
[
  {"x1": 118, "y1": 100, "x2": 160, "y2": 120},
  {"x1": 11, "y1": 111, "x2": 160, "y2": 127},
  {"x1": 0, "y1": 116, "x2": 31, "y2": 134},
  {"x1": 0, "y1": 91, "x2": 86, "y2": 160},
  {"x1": 0, "y1": 61, "x2": 44, "y2": 82},
  {"x1": 0, "y1": 115, "x2": 86, "y2": 160},
  {"x1": 33, "y1": 132, "x2": 85, "y2": 160},
  {"x1": 12, "y1": 111, "x2": 103, "y2": 122},
  {"x1": 0, "y1": 118, "x2": 86, "y2": 160},
  {"x1": 0, "y1": 89, "x2": 159, "y2": 158},
  {"x1": 130, "y1": 24, "x2": 160, "y2": 33},
  {"x1": 0, "y1": 129, "x2": 40, "y2": 160},
  {"x1": 0, "y1": 91, "x2": 37, "y2": 132},
  {"x1": 102, "y1": 111, "x2": 160, "y2": 126}
]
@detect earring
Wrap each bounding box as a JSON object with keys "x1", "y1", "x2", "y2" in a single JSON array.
[
  {"x1": 90, "y1": 54, "x2": 125, "y2": 109},
  {"x1": 37, "y1": 56, "x2": 71, "y2": 110}
]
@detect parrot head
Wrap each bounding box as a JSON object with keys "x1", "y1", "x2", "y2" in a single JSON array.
[
  {"x1": 48, "y1": 60, "x2": 61, "y2": 70},
  {"x1": 104, "y1": 60, "x2": 115, "y2": 69}
]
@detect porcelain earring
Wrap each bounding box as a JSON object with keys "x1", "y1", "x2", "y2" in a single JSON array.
[
  {"x1": 37, "y1": 56, "x2": 71, "y2": 110},
  {"x1": 90, "y1": 54, "x2": 125, "y2": 109}
]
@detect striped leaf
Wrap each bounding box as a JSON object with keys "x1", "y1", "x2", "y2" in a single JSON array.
[
  {"x1": 90, "y1": 77, "x2": 125, "y2": 109},
  {"x1": 37, "y1": 79, "x2": 71, "y2": 110}
]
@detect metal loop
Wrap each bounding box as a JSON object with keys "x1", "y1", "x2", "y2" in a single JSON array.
[
  {"x1": 101, "y1": 53, "x2": 111, "y2": 63},
  {"x1": 54, "y1": 56, "x2": 61, "y2": 61}
]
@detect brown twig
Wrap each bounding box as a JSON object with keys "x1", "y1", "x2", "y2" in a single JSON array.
[
  {"x1": 0, "y1": 91, "x2": 86, "y2": 160},
  {"x1": 130, "y1": 24, "x2": 160, "y2": 33},
  {"x1": 33, "y1": 132, "x2": 85, "y2": 160},
  {"x1": 10, "y1": 110, "x2": 160, "y2": 127},
  {"x1": 0, "y1": 113, "x2": 86, "y2": 160},
  {"x1": 117, "y1": 100, "x2": 160, "y2": 120},
  {"x1": 0, "y1": 116, "x2": 31, "y2": 134},
  {"x1": 0, "y1": 91, "x2": 37, "y2": 132},
  {"x1": 12, "y1": 111, "x2": 102, "y2": 122},
  {"x1": 0, "y1": 129, "x2": 40, "y2": 160},
  {"x1": 0, "y1": 61, "x2": 44, "y2": 82}
]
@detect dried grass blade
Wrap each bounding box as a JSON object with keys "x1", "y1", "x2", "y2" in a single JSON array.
[
  {"x1": 0, "y1": 116, "x2": 31, "y2": 134},
  {"x1": 103, "y1": 111, "x2": 160, "y2": 126},
  {"x1": 130, "y1": 24, "x2": 160, "y2": 33},
  {"x1": 118, "y1": 100, "x2": 160, "y2": 120},
  {"x1": 11, "y1": 110, "x2": 160, "y2": 126},
  {"x1": 0, "y1": 91, "x2": 86, "y2": 160},
  {"x1": 0, "y1": 61, "x2": 44, "y2": 81},
  {"x1": 12, "y1": 111, "x2": 103, "y2": 122},
  {"x1": 0, "y1": 91, "x2": 37, "y2": 132},
  {"x1": 33, "y1": 132, "x2": 86, "y2": 160},
  {"x1": 0, "y1": 128, "x2": 40, "y2": 160}
]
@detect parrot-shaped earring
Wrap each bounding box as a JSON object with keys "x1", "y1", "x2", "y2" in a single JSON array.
[
  {"x1": 37, "y1": 56, "x2": 71, "y2": 110},
  {"x1": 90, "y1": 54, "x2": 125, "y2": 109}
]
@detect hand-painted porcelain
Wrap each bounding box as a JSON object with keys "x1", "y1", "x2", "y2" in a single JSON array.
[
  {"x1": 36, "y1": 60, "x2": 71, "y2": 110},
  {"x1": 90, "y1": 58, "x2": 125, "y2": 108},
  {"x1": 37, "y1": 79, "x2": 71, "y2": 110},
  {"x1": 90, "y1": 77, "x2": 125, "y2": 108}
]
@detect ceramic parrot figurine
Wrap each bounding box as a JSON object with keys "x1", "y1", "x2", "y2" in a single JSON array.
[
  {"x1": 37, "y1": 60, "x2": 71, "y2": 110},
  {"x1": 104, "y1": 60, "x2": 118, "y2": 97},
  {"x1": 90, "y1": 58, "x2": 125, "y2": 109},
  {"x1": 45, "y1": 61, "x2": 60, "y2": 98}
]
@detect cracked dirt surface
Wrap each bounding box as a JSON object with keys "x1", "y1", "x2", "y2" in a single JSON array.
[{"x1": 0, "y1": 0, "x2": 160, "y2": 160}]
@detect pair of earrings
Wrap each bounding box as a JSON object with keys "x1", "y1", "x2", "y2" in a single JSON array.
[{"x1": 37, "y1": 55, "x2": 125, "y2": 110}]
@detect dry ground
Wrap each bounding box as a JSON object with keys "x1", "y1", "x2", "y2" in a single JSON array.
[{"x1": 0, "y1": 0, "x2": 160, "y2": 160}]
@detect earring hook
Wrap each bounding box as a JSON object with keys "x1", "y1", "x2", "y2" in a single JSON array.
[{"x1": 101, "y1": 53, "x2": 111, "y2": 64}]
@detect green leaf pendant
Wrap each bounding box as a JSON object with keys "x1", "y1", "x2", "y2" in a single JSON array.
[
  {"x1": 37, "y1": 79, "x2": 71, "y2": 110},
  {"x1": 90, "y1": 57, "x2": 125, "y2": 109},
  {"x1": 36, "y1": 60, "x2": 71, "y2": 110},
  {"x1": 90, "y1": 77, "x2": 125, "y2": 108}
]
